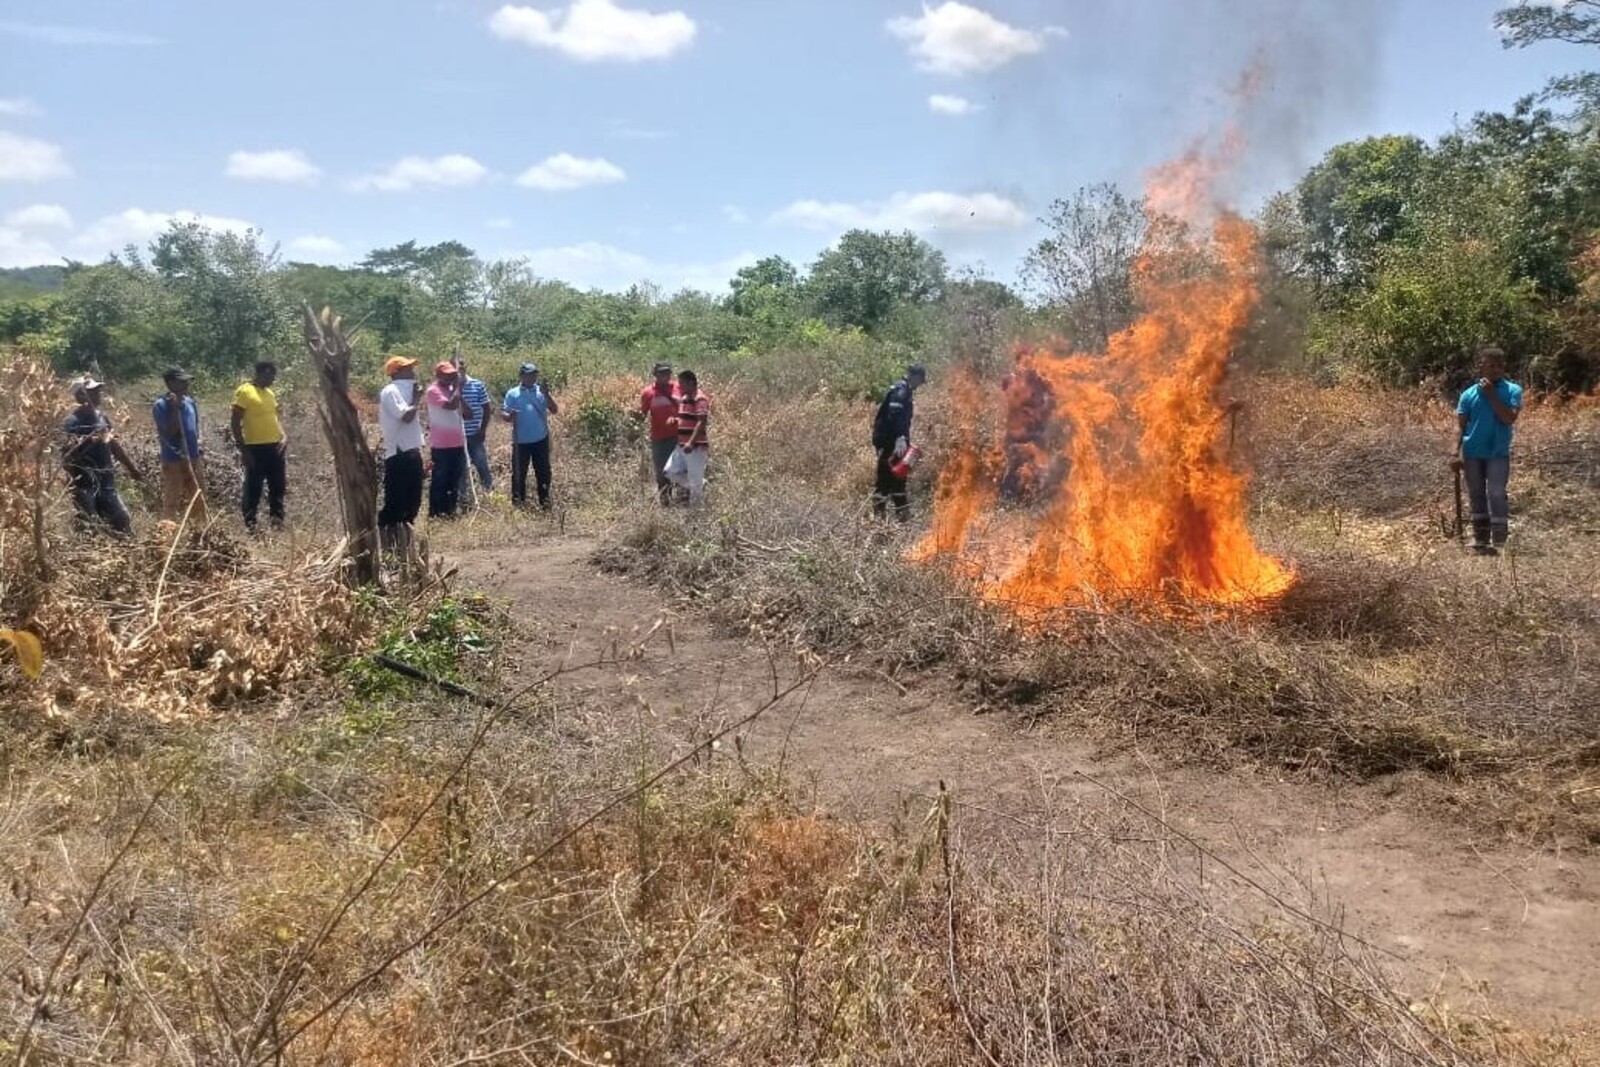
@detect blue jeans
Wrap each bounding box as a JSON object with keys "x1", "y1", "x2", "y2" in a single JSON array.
[
  {"x1": 1463, "y1": 457, "x2": 1510, "y2": 546},
  {"x1": 459, "y1": 435, "x2": 493, "y2": 505}
]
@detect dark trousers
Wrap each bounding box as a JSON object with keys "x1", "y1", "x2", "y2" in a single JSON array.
[
  {"x1": 241, "y1": 443, "x2": 286, "y2": 528},
  {"x1": 69, "y1": 469, "x2": 132, "y2": 534},
  {"x1": 459, "y1": 434, "x2": 493, "y2": 504},
  {"x1": 379, "y1": 449, "x2": 424, "y2": 529},
  {"x1": 512, "y1": 439, "x2": 552, "y2": 507},
  {"x1": 873, "y1": 449, "x2": 909, "y2": 522},
  {"x1": 651, "y1": 437, "x2": 677, "y2": 505},
  {"x1": 1463, "y1": 457, "x2": 1511, "y2": 546},
  {"x1": 429, "y1": 446, "x2": 467, "y2": 518}
]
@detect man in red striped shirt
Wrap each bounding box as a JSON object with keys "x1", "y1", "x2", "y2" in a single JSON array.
[{"x1": 669, "y1": 369, "x2": 710, "y2": 507}]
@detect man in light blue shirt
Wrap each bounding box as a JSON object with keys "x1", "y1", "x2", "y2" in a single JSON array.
[
  {"x1": 501, "y1": 362, "x2": 559, "y2": 508},
  {"x1": 1453, "y1": 345, "x2": 1523, "y2": 555}
]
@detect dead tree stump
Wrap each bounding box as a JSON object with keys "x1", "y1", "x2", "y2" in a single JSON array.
[{"x1": 302, "y1": 305, "x2": 381, "y2": 588}]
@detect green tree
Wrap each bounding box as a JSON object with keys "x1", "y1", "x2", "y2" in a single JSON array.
[
  {"x1": 1295, "y1": 135, "x2": 1432, "y2": 298},
  {"x1": 1020, "y1": 183, "x2": 1146, "y2": 350},
  {"x1": 150, "y1": 222, "x2": 291, "y2": 374},
  {"x1": 804, "y1": 230, "x2": 947, "y2": 333}
]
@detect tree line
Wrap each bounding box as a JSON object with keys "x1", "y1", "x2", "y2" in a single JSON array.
[{"x1": 2, "y1": 3, "x2": 1596, "y2": 393}]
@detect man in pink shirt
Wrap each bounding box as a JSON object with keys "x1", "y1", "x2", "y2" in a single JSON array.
[
  {"x1": 638, "y1": 361, "x2": 680, "y2": 505},
  {"x1": 425, "y1": 361, "x2": 466, "y2": 518}
]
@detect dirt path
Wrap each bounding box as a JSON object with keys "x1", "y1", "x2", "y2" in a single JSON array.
[{"x1": 451, "y1": 537, "x2": 1600, "y2": 1027}]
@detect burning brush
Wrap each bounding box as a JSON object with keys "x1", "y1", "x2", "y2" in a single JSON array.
[{"x1": 913, "y1": 153, "x2": 1293, "y2": 619}]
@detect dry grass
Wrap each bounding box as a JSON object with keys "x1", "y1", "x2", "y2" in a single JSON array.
[
  {"x1": 6, "y1": 673, "x2": 1573, "y2": 1066},
  {"x1": 593, "y1": 374, "x2": 1600, "y2": 847}
]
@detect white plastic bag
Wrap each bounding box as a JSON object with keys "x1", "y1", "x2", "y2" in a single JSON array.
[{"x1": 663, "y1": 446, "x2": 688, "y2": 485}]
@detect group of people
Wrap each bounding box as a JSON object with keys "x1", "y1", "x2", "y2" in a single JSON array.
[
  {"x1": 61, "y1": 361, "x2": 287, "y2": 536},
  {"x1": 57, "y1": 343, "x2": 1525, "y2": 557},
  {"x1": 371, "y1": 357, "x2": 714, "y2": 544}
]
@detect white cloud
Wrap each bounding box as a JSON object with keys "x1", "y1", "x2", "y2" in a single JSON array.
[
  {"x1": 0, "y1": 20, "x2": 163, "y2": 46},
  {"x1": 772, "y1": 191, "x2": 1028, "y2": 233},
  {"x1": 288, "y1": 234, "x2": 344, "y2": 258},
  {"x1": 226, "y1": 149, "x2": 322, "y2": 184},
  {"x1": 928, "y1": 93, "x2": 977, "y2": 116},
  {"x1": 0, "y1": 98, "x2": 40, "y2": 118},
  {"x1": 516, "y1": 152, "x2": 626, "y2": 191},
  {"x1": 488, "y1": 0, "x2": 695, "y2": 62},
  {"x1": 722, "y1": 205, "x2": 749, "y2": 225},
  {"x1": 517, "y1": 240, "x2": 755, "y2": 292},
  {"x1": 4, "y1": 204, "x2": 72, "y2": 230},
  {"x1": 0, "y1": 131, "x2": 71, "y2": 182},
  {"x1": 76, "y1": 208, "x2": 255, "y2": 250},
  {"x1": 887, "y1": 2, "x2": 1048, "y2": 76},
  {"x1": 0, "y1": 227, "x2": 59, "y2": 268},
  {"x1": 352, "y1": 154, "x2": 488, "y2": 192}
]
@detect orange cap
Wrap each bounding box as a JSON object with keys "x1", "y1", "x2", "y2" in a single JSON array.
[
  {"x1": 434, "y1": 361, "x2": 458, "y2": 376},
  {"x1": 383, "y1": 355, "x2": 418, "y2": 376}
]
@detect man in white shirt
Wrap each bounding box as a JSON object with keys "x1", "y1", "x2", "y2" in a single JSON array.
[{"x1": 377, "y1": 355, "x2": 424, "y2": 542}]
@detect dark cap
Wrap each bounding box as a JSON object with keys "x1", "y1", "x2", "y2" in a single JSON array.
[
  {"x1": 907, "y1": 363, "x2": 927, "y2": 380},
  {"x1": 518, "y1": 362, "x2": 539, "y2": 376},
  {"x1": 163, "y1": 365, "x2": 193, "y2": 382},
  {"x1": 652, "y1": 361, "x2": 672, "y2": 374}
]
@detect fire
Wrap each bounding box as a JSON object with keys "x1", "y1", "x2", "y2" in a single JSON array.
[{"x1": 912, "y1": 145, "x2": 1294, "y2": 617}]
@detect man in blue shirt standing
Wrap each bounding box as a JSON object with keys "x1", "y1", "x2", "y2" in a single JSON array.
[
  {"x1": 456, "y1": 358, "x2": 493, "y2": 508},
  {"x1": 501, "y1": 362, "x2": 559, "y2": 509},
  {"x1": 1453, "y1": 346, "x2": 1523, "y2": 556},
  {"x1": 152, "y1": 365, "x2": 208, "y2": 523}
]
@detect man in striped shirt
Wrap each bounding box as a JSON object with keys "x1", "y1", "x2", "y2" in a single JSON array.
[
  {"x1": 456, "y1": 359, "x2": 493, "y2": 507},
  {"x1": 668, "y1": 369, "x2": 710, "y2": 507}
]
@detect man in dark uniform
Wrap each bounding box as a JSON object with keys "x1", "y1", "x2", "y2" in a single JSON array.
[
  {"x1": 871, "y1": 363, "x2": 926, "y2": 521},
  {"x1": 62, "y1": 376, "x2": 144, "y2": 535}
]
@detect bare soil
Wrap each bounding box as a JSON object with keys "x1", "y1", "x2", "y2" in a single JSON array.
[{"x1": 450, "y1": 535, "x2": 1600, "y2": 1030}]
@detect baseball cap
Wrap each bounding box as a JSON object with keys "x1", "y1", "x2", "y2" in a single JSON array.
[
  {"x1": 163, "y1": 365, "x2": 193, "y2": 382},
  {"x1": 518, "y1": 362, "x2": 539, "y2": 376},
  {"x1": 907, "y1": 363, "x2": 928, "y2": 379},
  {"x1": 383, "y1": 355, "x2": 418, "y2": 376},
  {"x1": 652, "y1": 361, "x2": 672, "y2": 374},
  {"x1": 434, "y1": 360, "x2": 458, "y2": 376},
  {"x1": 71, "y1": 376, "x2": 104, "y2": 398}
]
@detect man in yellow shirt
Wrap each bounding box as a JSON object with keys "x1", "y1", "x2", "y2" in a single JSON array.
[{"x1": 230, "y1": 359, "x2": 287, "y2": 532}]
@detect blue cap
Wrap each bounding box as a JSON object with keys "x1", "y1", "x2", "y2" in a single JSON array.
[{"x1": 519, "y1": 362, "x2": 538, "y2": 376}]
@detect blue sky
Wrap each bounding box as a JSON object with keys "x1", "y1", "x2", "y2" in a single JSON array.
[{"x1": 0, "y1": 0, "x2": 1591, "y2": 292}]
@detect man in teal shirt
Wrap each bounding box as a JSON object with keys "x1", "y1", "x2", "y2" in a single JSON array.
[
  {"x1": 501, "y1": 362, "x2": 559, "y2": 509},
  {"x1": 1453, "y1": 346, "x2": 1523, "y2": 555}
]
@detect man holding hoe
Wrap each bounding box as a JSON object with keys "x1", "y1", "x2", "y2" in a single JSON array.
[
  {"x1": 1453, "y1": 345, "x2": 1523, "y2": 556},
  {"x1": 65, "y1": 377, "x2": 144, "y2": 535}
]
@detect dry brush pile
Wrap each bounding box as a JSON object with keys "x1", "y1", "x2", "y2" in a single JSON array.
[{"x1": 0, "y1": 356, "x2": 367, "y2": 725}]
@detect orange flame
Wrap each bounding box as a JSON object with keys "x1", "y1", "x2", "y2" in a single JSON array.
[{"x1": 913, "y1": 145, "x2": 1293, "y2": 617}]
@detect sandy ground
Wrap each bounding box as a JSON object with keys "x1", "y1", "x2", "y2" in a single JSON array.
[{"x1": 451, "y1": 536, "x2": 1600, "y2": 1028}]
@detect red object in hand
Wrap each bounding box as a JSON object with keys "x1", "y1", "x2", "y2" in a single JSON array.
[{"x1": 889, "y1": 444, "x2": 923, "y2": 479}]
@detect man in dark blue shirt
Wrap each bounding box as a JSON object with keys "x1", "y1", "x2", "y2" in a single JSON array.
[
  {"x1": 1453, "y1": 346, "x2": 1523, "y2": 555},
  {"x1": 872, "y1": 363, "x2": 926, "y2": 521},
  {"x1": 62, "y1": 377, "x2": 144, "y2": 535},
  {"x1": 152, "y1": 365, "x2": 207, "y2": 522}
]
